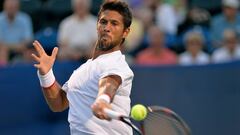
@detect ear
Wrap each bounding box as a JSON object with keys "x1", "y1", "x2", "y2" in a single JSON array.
[{"x1": 123, "y1": 27, "x2": 130, "y2": 39}]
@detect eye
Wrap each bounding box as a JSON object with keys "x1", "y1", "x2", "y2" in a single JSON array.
[
  {"x1": 111, "y1": 21, "x2": 119, "y2": 26},
  {"x1": 100, "y1": 19, "x2": 107, "y2": 25}
]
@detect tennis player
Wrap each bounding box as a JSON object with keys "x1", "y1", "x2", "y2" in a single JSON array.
[{"x1": 32, "y1": 1, "x2": 133, "y2": 135}]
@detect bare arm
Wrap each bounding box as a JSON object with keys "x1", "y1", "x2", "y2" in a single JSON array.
[
  {"x1": 91, "y1": 75, "x2": 122, "y2": 120},
  {"x1": 98, "y1": 75, "x2": 122, "y2": 100},
  {"x1": 42, "y1": 81, "x2": 69, "y2": 112},
  {"x1": 31, "y1": 40, "x2": 68, "y2": 112}
]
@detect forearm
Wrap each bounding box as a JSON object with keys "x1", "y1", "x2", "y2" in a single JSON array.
[
  {"x1": 31, "y1": 40, "x2": 66, "y2": 112},
  {"x1": 42, "y1": 81, "x2": 69, "y2": 112},
  {"x1": 91, "y1": 75, "x2": 122, "y2": 120},
  {"x1": 98, "y1": 75, "x2": 122, "y2": 102},
  {"x1": 38, "y1": 69, "x2": 68, "y2": 112}
]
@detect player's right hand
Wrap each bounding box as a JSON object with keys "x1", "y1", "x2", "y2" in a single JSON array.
[
  {"x1": 31, "y1": 40, "x2": 58, "y2": 75},
  {"x1": 91, "y1": 99, "x2": 112, "y2": 121}
]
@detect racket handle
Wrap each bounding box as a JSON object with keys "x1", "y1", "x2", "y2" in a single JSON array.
[{"x1": 104, "y1": 108, "x2": 122, "y2": 120}]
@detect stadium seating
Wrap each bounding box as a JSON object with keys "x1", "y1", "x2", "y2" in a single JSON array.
[{"x1": 1, "y1": 61, "x2": 240, "y2": 135}]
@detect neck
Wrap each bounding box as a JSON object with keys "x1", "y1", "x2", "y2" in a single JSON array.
[
  {"x1": 74, "y1": 12, "x2": 88, "y2": 20},
  {"x1": 226, "y1": 15, "x2": 236, "y2": 22},
  {"x1": 7, "y1": 14, "x2": 15, "y2": 23},
  {"x1": 92, "y1": 41, "x2": 121, "y2": 59}
]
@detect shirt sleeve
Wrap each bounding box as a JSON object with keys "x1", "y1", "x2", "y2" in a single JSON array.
[
  {"x1": 62, "y1": 81, "x2": 69, "y2": 92},
  {"x1": 99, "y1": 60, "x2": 127, "y2": 85}
]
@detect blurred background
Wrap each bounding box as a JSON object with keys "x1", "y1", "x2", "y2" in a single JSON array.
[{"x1": 0, "y1": 0, "x2": 240, "y2": 135}]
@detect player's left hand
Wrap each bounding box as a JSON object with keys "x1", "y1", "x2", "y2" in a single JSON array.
[{"x1": 91, "y1": 99, "x2": 111, "y2": 120}]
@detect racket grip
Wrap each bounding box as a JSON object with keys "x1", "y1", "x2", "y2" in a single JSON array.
[{"x1": 104, "y1": 108, "x2": 122, "y2": 120}]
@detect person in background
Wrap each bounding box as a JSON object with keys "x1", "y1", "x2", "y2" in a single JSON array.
[
  {"x1": 0, "y1": 46, "x2": 8, "y2": 66},
  {"x1": 212, "y1": 29, "x2": 240, "y2": 63},
  {"x1": 0, "y1": 0, "x2": 33, "y2": 65},
  {"x1": 155, "y1": 0, "x2": 178, "y2": 35},
  {"x1": 135, "y1": 25, "x2": 177, "y2": 66},
  {"x1": 178, "y1": 30, "x2": 210, "y2": 65},
  {"x1": 211, "y1": 0, "x2": 240, "y2": 47},
  {"x1": 164, "y1": 0, "x2": 187, "y2": 26},
  {"x1": 58, "y1": 0, "x2": 97, "y2": 61}
]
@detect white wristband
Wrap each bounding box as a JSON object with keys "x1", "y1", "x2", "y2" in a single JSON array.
[
  {"x1": 96, "y1": 94, "x2": 111, "y2": 103},
  {"x1": 37, "y1": 69, "x2": 55, "y2": 88}
]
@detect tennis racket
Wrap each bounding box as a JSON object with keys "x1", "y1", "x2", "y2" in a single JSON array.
[
  {"x1": 104, "y1": 105, "x2": 191, "y2": 135},
  {"x1": 104, "y1": 108, "x2": 143, "y2": 135},
  {"x1": 142, "y1": 106, "x2": 191, "y2": 135}
]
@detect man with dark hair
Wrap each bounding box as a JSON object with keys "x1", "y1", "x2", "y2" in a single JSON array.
[{"x1": 32, "y1": 1, "x2": 133, "y2": 135}]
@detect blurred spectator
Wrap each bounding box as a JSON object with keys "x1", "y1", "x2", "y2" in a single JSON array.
[
  {"x1": 134, "y1": 6, "x2": 154, "y2": 32},
  {"x1": 211, "y1": 0, "x2": 240, "y2": 47},
  {"x1": 104, "y1": 0, "x2": 120, "y2": 2},
  {"x1": 178, "y1": 30, "x2": 210, "y2": 65},
  {"x1": 0, "y1": 45, "x2": 7, "y2": 66},
  {"x1": 0, "y1": 0, "x2": 33, "y2": 65},
  {"x1": 178, "y1": 7, "x2": 211, "y2": 34},
  {"x1": 135, "y1": 25, "x2": 177, "y2": 66},
  {"x1": 164, "y1": 0, "x2": 187, "y2": 25},
  {"x1": 129, "y1": 6, "x2": 154, "y2": 56},
  {"x1": 58, "y1": 0, "x2": 97, "y2": 61},
  {"x1": 155, "y1": 0, "x2": 178, "y2": 35},
  {"x1": 11, "y1": 44, "x2": 36, "y2": 64},
  {"x1": 212, "y1": 29, "x2": 240, "y2": 63},
  {"x1": 123, "y1": 7, "x2": 144, "y2": 55}
]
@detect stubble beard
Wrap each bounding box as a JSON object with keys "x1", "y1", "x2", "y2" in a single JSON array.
[{"x1": 96, "y1": 38, "x2": 118, "y2": 51}]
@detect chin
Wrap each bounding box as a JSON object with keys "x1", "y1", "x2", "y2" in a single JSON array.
[{"x1": 98, "y1": 42, "x2": 111, "y2": 51}]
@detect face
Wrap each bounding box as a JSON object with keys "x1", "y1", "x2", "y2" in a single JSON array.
[
  {"x1": 4, "y1": 0, "x2": 19, "y2": 17},
  {"x1": 73, "y1": 0, "x2": 89, "y2": 17},
  {"x1": 186, "y1": 39, "x2": 202, "y2": 55},
  {"x1": 148, "y1": 26, "x2": 165, "y2": 48},
  {"x1": 223, "y1": 6, "x2": 238, "y2": 19},
  {"x1": 97, "y1": 10, "x2": 130, "y2": 51},
  {"x1": 225, "y1": 37, "x2": 237, "y2": 51}
]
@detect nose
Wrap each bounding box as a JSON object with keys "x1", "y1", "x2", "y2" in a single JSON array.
[{"x1": 103, "y1": 23, "x2": 111, "y2": 32}]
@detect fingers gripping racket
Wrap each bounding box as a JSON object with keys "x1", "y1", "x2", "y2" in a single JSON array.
[
  {"x1": 104, "y1": 108, "x2": 143, "y2": 135},
  {"x1": 104, "y1": 105, "x2": 191, "y2": 135}
]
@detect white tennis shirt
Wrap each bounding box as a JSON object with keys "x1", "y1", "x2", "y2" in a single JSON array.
[{"x1": 62, "y1": 50, "x2": 134, "y2": 135}]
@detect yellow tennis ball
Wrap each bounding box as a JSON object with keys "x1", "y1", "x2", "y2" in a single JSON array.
[{"x1": 131, "y1": 104, "x2": 147, "y2": 121}]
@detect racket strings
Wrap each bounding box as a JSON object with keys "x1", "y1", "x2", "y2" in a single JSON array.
[{"x1": 143, "y1": 112, "x2": 189, "y2": 135}]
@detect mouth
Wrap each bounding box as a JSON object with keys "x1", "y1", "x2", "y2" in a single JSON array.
[{"x1": 101, "y1": 34, "x2": 111, "y2": 41}]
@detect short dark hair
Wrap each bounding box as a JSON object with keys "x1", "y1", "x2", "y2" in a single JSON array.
[{"x1": 98, "y1": 1, "x2": 132, "y2": 29}]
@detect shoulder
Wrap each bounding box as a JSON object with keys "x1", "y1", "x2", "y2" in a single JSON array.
[
  {"x1": 212, "y1": 14, "x2": 224, "y2": 24},
  {"x1": 200, "y1": 52, "x2": 210, "y2": 59},
  {"x1": 85, "y1": 15, "x2": 97, "y2": 28},
  {"x1": 59, "y1": 15, "x2": 75, "y2": 26},
  {"x1": 235, "y1": 45, "x2": 240, "y2": 54},
  {"x1": 157, "y1": 3, "x2": 174, "y2": 11},
  {"x1": 136, "y1": 48, "x2": 152, "y2": 58},
  {"x1": 213, "y1": 47, "x2": 226, "y2": 54},
  {"x1": 0, "y1": 12, "x2": 4, "y2": 19},
  {"x1": 87, "y1": 14, "x2": 97, "y2": 22},
  {"x1": 97, "y1": 51, "x2": 134, "y2": 78},
  {"x1": 179, "y1": 52, "x2": 190, "y2": 58},
  {"x1": 18, "y1": 12, "x2": 31, "y2": 20},
  {"x1": 178, "y1": 52, "x2": 191, "y2": 62},
  {"x1": 98, "y1": 51, "x2": 129, "y2": 68},
  {"x1": 236, "y1": 13, "x2": 240, "y2": 20},
  {"x1": 212, "y1": 47, "x2": 227, "y2": 59},
  {"x1": 14, "y1": 12, "x2": 32, "y2": 24},
  {"x1": 198, "y1": 52, "x2": 210, "y2": 61},
  {"x1": 0, "y1": 13, "x2": 5, "y2": 23},
  {"x1": 165, "y1": 48, "x2": 177, "y2": 57}
]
